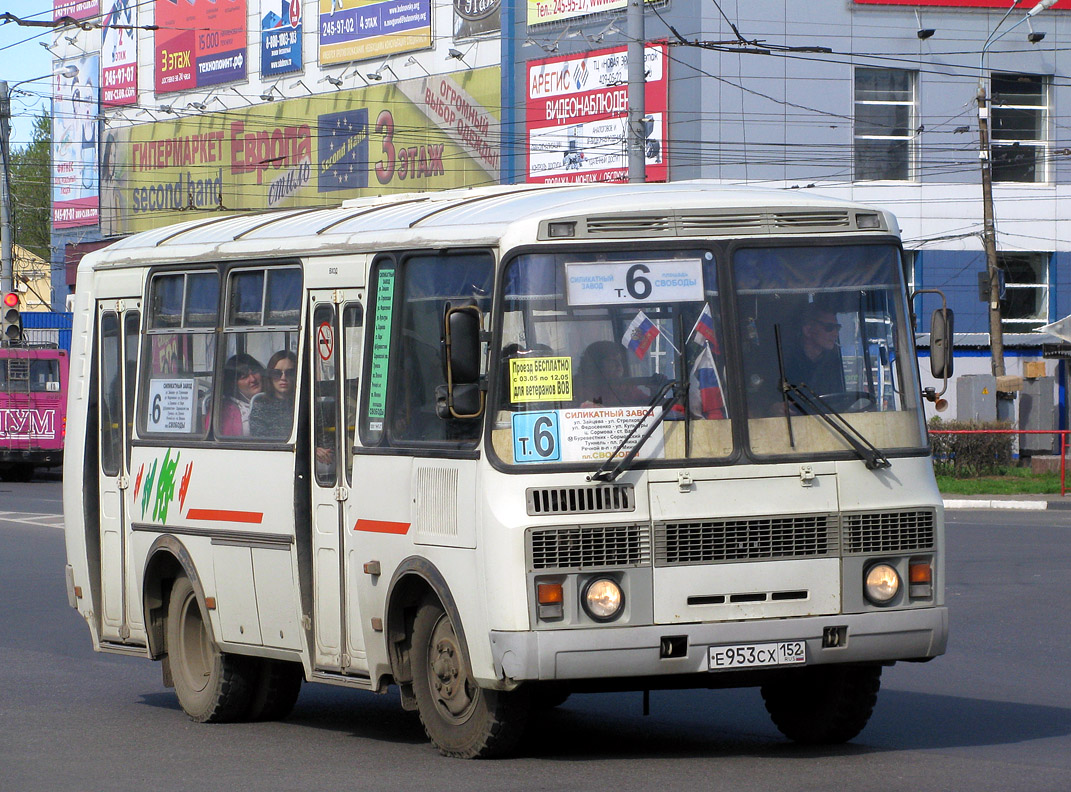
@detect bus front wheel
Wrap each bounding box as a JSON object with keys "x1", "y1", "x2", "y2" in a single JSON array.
[
  {"x1": 410, "y1": 599, "x2": 530, "y2": 758},
  {"x1": 166, "y1": 575, "x2": 255, "y2": 723},
  {"x1": 761, "y1": 664, "x2": 882, "y2": 744}
]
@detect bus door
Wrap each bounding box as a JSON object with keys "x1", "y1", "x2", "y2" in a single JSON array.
[
  {"x1": 308, "y1": 291, "x2": 368, "y2": 674},
  {"x1": 97, "y1": 302, "x2": 142, "y2": 644}
]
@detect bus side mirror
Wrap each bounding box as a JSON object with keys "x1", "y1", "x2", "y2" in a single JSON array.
[
  {"x1": 930, "y1": 307, "x2": 954, "y2": 379},
  {"x1": 437, "y1": 303, "x2": 485, "y2": 420}
]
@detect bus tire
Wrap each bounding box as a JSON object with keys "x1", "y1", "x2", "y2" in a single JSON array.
[
  {"x1": 166, "y1": 575, "x2": 255, "y2": 723},
  {"x1": 411, "y1": 599, "x2": 529, "y2": 759},
  {"x1": 761, "y1": 664, "x2": 882, "y2": 744},
  {"x1": 246, "y1": 659, "x2": 303, "y2": 722}
]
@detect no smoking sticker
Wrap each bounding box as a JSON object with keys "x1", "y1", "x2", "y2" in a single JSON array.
[{"x1": 317, "y1": 322, "x2": 334, "y2": 361}]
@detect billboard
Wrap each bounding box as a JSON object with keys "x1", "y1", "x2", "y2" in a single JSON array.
[
  {"x1": 261, "y1": 0, "x2": 303, "y2": 77},
  {"x1": 526, "y1": 43, "x2": 668, "y2": 184},
  {"x1": 102, "y1": 0, "x2": 137, "y2": 107},
  {"x1": 53, "y1": 55, "x2": 100, "y2": 228},
  {"x1": 318, "y1": 0, "x2": 432, "y2": 66},
  {"x1": 155, "y1": 0, "x2": 248, "y2": 94},
  {"x1": 100, "y1": 68, "x2": 500, "y2": 235},
  {"x1": 854, "y1": 0, "x2": 1071, "y2": 6},
  {"x1": 54, "y1": 0, "x2": 99, "y2": 20},
  {"x1": 454, "y1": 0, "x2": 499, "y2": 38}
]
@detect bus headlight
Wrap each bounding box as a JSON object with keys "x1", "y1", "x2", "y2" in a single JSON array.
[
  {"x1": 864, "y1": 563, "x2": 900, "y2": 605},
  {"x1": 582, "y1": 577, "x2": 624, "y2": 622}
]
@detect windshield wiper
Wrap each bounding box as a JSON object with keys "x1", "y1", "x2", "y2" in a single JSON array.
[
  {"x1": 774, "y1": 324, "x2": 889, "y2": 471},
  {"x1": 588, "y1": 377, "x2": 684, "y2": 482},
  {"x1": 783, "y1": 381, "x2": 891, "y2": 470}
]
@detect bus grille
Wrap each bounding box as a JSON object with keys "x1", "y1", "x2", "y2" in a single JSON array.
[
  {"x1": 654, "y1": 514, "x2": 838, "y2": 566},
  {"x1": 526, "y1": 484, "x2": 635, "y2": 516},
  {"x1": 529, "y1": 524, "x2": 651, "y2": 570},
  {"x1": 842, "y1": 509, "x2": 935, "y2": 554}
]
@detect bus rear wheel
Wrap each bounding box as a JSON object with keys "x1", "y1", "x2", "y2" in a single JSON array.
[
  {"x1": 761, "y1": 664, "x2": 882, "y2": 744},
  {"x1": 166, "y1": 575, "x2": 255, "y2": 723},
  {"x1": 411, "y1": 599, "x2": 530, "y2": 758},
  {"x1": 246, "y1": 659, "x2": 303, "y2": 721}
]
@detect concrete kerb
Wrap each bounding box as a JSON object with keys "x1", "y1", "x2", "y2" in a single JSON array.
[{"x1": 943, "y1": 497, "x2": 1071, "y2": 511}]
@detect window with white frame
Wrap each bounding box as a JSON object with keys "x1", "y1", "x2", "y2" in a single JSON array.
[
  {"x1": 854, "y1": 68, "x2": 917, "y2": 181},
  {"x1": 1000, "y1": 252, "x2": 1049, "y2": 332},
  {"x1": 991, "y1": 73, "x2": 1049, "y2": 183}
]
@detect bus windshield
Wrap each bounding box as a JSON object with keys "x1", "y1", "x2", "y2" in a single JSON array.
[
  {"x1": 493, "y1": 243, "x2": 925, "y2": 468},
  {"x1": 735, "y1": 244, "x2": 926, "y2": 458}
]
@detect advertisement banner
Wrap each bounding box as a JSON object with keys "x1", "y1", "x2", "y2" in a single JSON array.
[
  {"x1": 318, "y1": 0, "x2": 432, "y2": 66},
  {"x1": 155, "y1": 0, "x2": 248, "y2": 94},
  {"x1": 454, "y1": 0, "x2": 499, "y2": 38},
  {"x1": 261, "y1": 0, "x2": 303, "y2": 77},
  {"x1": 102, "y1": 0, "x2": 137, "y2": 107},
  {"x1": 526, "y1": 43, "x2": 667, "y2": 184},
  {"x1": 853, "y1": 0, "x2": 1071, "y2": 7},
  {"x1": 54, "y1": 0, "x2": 99, "y2": 21},
  {"x1": 100, "y1": 68, "x2": 500, "y2": 235},
  {"x1": 53, "y1": 55, "x2": 100, "y2": 228}
]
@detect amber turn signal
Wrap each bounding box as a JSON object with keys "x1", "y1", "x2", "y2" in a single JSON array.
[{"x1": 537, "y1": 583, "x2": 563, "y2": 604}]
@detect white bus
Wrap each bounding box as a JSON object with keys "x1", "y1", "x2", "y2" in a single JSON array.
[{"x1": 63, "y1": 183, "x2": 950, "y2": 758}]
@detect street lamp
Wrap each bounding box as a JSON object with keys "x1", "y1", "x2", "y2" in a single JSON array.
[{"x1": 977, "y1": 0, "x2": 1057, "y2": 378}]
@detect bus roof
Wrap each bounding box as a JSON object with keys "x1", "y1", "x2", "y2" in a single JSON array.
[{"x1": 83, "y1": 182, "x2": 899, "y2": 270}]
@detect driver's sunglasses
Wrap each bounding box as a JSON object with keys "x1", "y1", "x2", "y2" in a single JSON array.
[
  {"x1": 270, "y1": 367, "x2": 294, "y2": 380},
  {"x1": 818, "y1": 321, "x2": 842, "y2": 332}
]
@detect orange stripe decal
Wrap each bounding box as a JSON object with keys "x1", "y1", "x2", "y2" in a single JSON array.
[
  {"x1": 186, "y1": 509, "x2": 264, "y2": 524},
  {"x1": 354, "y1": 519, "x2": 410, "y2": 535}
]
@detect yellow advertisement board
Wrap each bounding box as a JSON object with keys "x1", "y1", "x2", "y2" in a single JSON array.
[{"x1": 100, "y1": 67, "x2": 500, "y2": 235}]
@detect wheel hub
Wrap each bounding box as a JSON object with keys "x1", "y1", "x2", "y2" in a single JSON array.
[{"x1": 428, "y1": 615, "x2": 477, "y2": 721}]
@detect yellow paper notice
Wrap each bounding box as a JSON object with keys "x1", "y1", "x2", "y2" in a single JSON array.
[{"x1": 509, "y1": 357, "x2": 573, "y2": 403}]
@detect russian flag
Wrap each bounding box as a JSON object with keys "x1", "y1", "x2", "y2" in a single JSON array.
[
  {"x1": 689, "y1": 303, "x2": 719, "y2": 352},
  {"x1": 622, "y1": 311, "x2": 660, "y2": 360},
  {"x1": 689, "y1": 344, "x2": 726, "y2": 419}
]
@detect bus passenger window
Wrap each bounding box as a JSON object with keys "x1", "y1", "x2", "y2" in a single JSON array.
[
  {"x1": 140, "y1": 271, "x2": 219, "y2": 438},
  {"x1": 222, "y1": 265, "x2": 302, "y2": 442}
]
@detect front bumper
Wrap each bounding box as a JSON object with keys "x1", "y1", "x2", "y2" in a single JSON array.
[{"x1": 490, "y1": 607, "x2": 948, "y2": 682}]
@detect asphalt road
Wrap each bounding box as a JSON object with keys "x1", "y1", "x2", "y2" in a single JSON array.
[{"x1": 2, "y1": 480, "x2": 1070, "y2": 791}]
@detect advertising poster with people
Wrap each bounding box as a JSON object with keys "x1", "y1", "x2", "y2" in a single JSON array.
[
  {"x1": 101, "y1": 0, "x2": 137, "y2": 107},
  {"x1": 261, "y1": 0, "x2": 303, "y2": 77},
  {"x1": 526, "y1": 43, "x2": 668, "y2": 184},
  {"x1": 54, "y1": 0, "x2": 99, "y2": 20},
  {"x1": 100, "y1": 67, "x2": 500, "y2": 234},
  {"x1": 53, "y1": 55, "x2": 100, "y2": 228},
  {"x1": 318, "y1": 0, "x2": 432, "y2": 66},
  {"x1": 155, "y1": 0, "x2": 248, "y2": 94}
]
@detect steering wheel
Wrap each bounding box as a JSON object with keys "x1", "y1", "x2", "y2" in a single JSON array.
[{"x1": 817, "y1": 390, "x2": 875, "y2": 413}]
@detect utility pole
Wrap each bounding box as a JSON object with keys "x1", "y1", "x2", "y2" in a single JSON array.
[
  {"x1": 0, "y1": 80, "x2": 13, "y2": 298},
  {"x1": 626, "y1": 0, "x2": 645, "y2": 183},
  {"x1": 977, "y1": 81, "x2": 1006, "y2": 378},
  {"x1": 974, "y1": 0, "x2": 1056, "y2": 378}
]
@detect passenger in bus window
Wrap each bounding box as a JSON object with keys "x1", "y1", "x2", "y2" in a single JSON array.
[
  {"x1": 576, "y1": 341, "x2": 649, "y2": 408},
  {"x1": 782, "y1": 304, "x2": 845, "y2": 396},
  {"x1": 219, "y1": 353, "x2": 263, "y2": 436},
  {"x1": 250, "y1": 351, "x2": 297, "y2": 439}
]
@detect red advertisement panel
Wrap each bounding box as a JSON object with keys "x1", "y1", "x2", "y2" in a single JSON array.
[
  {"x1": 853, "y1": 0, "x2": 1071, "y2": 8},
  {"x1": 526, "y1": 43, "x2": 668, "y2": 184},
  {"x1": 155, "y1": 0, "x2": 248, "y2": 94}
]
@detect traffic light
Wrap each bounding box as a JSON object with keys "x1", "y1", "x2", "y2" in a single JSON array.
[{"x1": 2, "y1": 292, "x2": 21, "y2": 343}]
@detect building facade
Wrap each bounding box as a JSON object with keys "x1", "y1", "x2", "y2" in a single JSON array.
[{"x1": 48, "y1": 0, "x2": 1071, "y2": 424}]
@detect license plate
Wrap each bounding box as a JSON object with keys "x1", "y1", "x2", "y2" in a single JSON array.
[{"x1": 708, "y1": 641, "x2": 806, "y2": 671}]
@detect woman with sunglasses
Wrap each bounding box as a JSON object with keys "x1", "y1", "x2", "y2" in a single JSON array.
[
  {"x1": 218, "y1": 353, "x2": 264, "y2": 437},
  {"x1": 250, "y1": 350, "x2": 297, "y2": 439}
]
